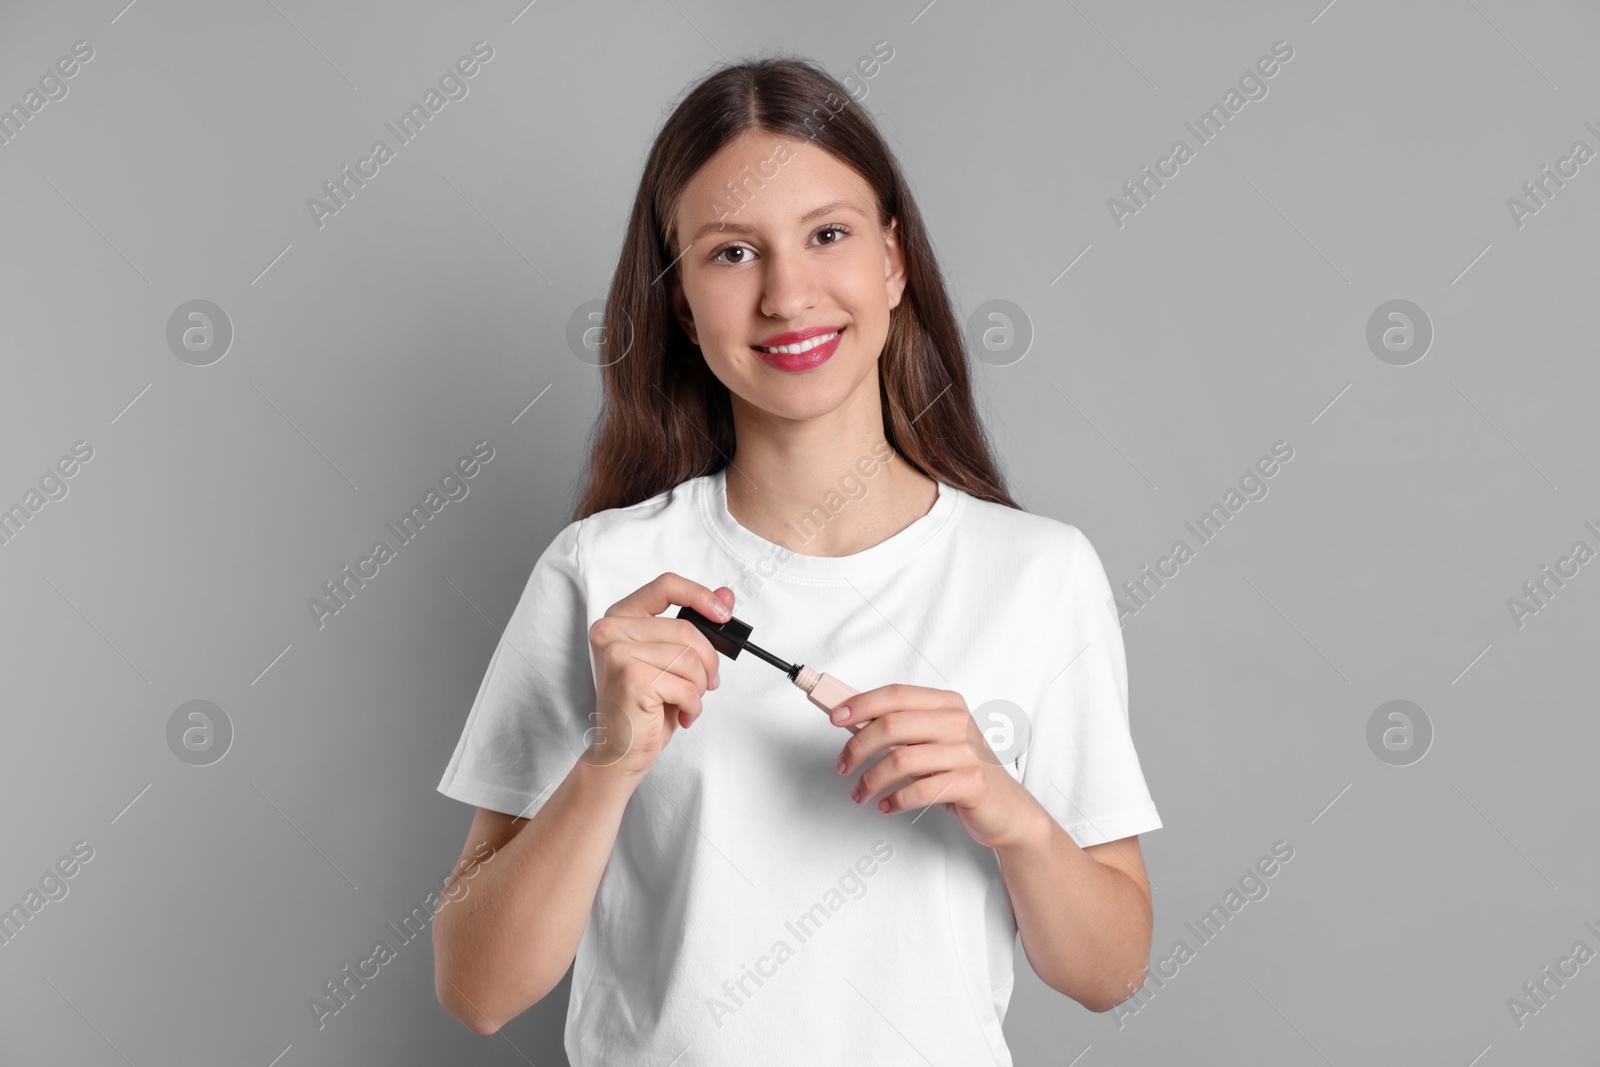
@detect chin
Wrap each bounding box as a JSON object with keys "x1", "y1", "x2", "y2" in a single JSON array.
[{"x1": 749, "y1": 393, "x2": 843, "y2": 422}]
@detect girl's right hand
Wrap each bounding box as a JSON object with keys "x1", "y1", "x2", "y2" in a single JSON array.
[{"x1": 584, "y1": 573, "x2": 733, "y2": 780}]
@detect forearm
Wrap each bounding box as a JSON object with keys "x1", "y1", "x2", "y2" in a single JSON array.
[
  {"x1": 994, "y1": 805, "x2": 1152, "y2": 1012},
  {"x1": 434, "y1": 758, "x2": 637, "y2": 1032}
]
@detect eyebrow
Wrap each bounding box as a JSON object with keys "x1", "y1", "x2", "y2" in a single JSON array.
[{"x1": 687, "y1": 197, "x2": 868, "y2": 247}]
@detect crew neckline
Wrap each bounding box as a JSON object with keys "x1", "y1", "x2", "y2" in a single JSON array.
[{"x1": 696, "y1": 465, "x2": 964, "y2": 582}]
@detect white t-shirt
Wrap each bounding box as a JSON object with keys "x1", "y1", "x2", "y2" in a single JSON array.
[{"x1": 437, "y1": 464, "x2": 1162, "y2": 1065}]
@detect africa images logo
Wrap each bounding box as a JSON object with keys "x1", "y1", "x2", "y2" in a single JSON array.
[
  {"x1": 307, "y1": 441, "x2": 494, "y2": 630},
  {"x1": 305, "y1": 41, "x2": 495, "y2": 230}
]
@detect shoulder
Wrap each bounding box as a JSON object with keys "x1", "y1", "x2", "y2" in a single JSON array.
[
  {"x1": 561, "y1": 474, "x2": 708, "y2": 570},
  {"x1": 954, "y1": 489, "x2": 1105, "y2": 570},
  {"x1": 951, "y1": 490, "x2": 1118, "y2": 627}
]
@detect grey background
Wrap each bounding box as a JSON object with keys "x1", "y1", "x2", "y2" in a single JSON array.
[{"x1": 2, "y1": 0, "x2": 1596, "y2": 1064}]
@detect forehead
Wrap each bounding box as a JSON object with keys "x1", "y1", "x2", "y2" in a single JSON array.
[{"x1": 676, "y1": 130, "x2": 877, "y2": 245}]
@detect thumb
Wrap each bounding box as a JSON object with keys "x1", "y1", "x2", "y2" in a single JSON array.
[{"x1": 712, "y1": 586, "x2": 735, "y2": 609}]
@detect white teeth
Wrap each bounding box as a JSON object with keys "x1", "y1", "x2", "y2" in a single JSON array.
[{"x1": 757, "y1": 330, "x2": 840, "y2": 355}]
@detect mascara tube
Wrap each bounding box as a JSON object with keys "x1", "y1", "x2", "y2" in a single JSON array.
[
  {"x1": 791, "y1": 665, "x2": 859, "y2": 716},
  {"x1": 677, "y1": 606, "x2": 863, "y2": 728}
]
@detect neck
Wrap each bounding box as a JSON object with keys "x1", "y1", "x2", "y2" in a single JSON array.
[{"x1": 721, "y1": 377, "x2": 938, "y2": 558}]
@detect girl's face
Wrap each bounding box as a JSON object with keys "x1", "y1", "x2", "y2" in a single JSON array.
[{"x1": 670, "y1": 129, "x2": 906, "y2": 424}]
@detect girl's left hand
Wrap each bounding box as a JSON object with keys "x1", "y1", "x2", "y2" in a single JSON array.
[{"x1": 830, "y1": 683, "x2": 1041, "y2": 851}]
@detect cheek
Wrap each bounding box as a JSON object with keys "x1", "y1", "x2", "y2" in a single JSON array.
[
  {"x1": 696, "y1": 340, "x2": 764, "y2": 399},
  {"x1": 697, "y1": 344, "x2": 741, "y2": 384},
  {"x1": 840, "y1": 254, "x2": 894, "y2": 310},
  {"x1": 695, "y1": 278, "x2": 758, "y2": 339},
  {"x1": 836, "y1": 268, "x2": 892, "y2": 338}
]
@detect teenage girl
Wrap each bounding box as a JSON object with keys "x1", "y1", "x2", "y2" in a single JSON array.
[{"x1": 432, "y1": 56, "x2": 1161, "y2": 1066}]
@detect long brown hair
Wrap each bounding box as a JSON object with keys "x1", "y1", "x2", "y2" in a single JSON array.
[{"x1": 572, "y1": 54, "x2": 1018, "y2": 521}]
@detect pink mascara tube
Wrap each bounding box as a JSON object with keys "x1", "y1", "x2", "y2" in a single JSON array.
[{"x1": 677, "y1": 606, "x2": 862, "y2": 730}]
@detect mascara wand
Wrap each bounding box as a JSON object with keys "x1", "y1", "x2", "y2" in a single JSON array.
[{"x1": 677, "y1": 605, "x2": 861, "y2": 718}]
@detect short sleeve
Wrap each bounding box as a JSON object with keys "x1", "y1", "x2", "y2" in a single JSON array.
[
  {"x1": 437, "y1": 518, "x2": 594, "y2": 820},
  {"x1": 1019, "y1": 525, "x2": 1162, "y2": 848}
]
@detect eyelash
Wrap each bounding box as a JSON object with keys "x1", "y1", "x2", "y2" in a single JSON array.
[{"x1": 708, "y1": 224, "x2": 853, "y2": 265}]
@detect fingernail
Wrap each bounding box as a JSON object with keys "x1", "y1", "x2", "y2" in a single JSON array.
[
  {"x1": 711, "y1": 672, "x2": 721, "y2": 690},
  {"x1": 835, "y1": 756, "x2": 846, "y2": 774},
  {"x1": 830, "y1": 705, "x2": 850, "y2": 723},
  {"x1": 711, "y1": 599, "x2": 731, "y2": 619}
]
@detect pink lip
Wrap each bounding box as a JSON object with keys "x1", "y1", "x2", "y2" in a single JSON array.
[
  {"x1": 755, "y1": 324, "x2": 846, "y2": 348},
  {"x1": 752, "y1": 326, "x2": 845, "y2": 374}
]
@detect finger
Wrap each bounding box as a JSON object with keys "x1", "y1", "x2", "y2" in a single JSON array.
[
  {"x1": 828, "y1": 683, "x2": 954, "y2": 729},
  {"x1": 591, "y1": 616, "x2": 723, "y2": 691},
  {"x1": 876, "y1": 768, "x2": 973, "y2": 814},
  {"x1": 850, "y1": 742, "x2": 967, "y2": 805},
  {"x1": 836, "y1": 708, "x2": 968, "y2": 775},
  {"x1": 702, "y1": 587, "x2": 734, "y2": 687},
  {"x1": 605, "y1": 571, "x2": 734, "y2": 627},
  {"x1": 623, "y1": 660, "x2": 704, "y2": 719},
  {"x1": 675, "y1": 703, "x2": 708, "y2": 729},
  {"x1": 616, "y1": 639, "x2": 715, "y2": 695}
]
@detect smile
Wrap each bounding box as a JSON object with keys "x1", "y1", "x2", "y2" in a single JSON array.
[
  {"x1": 753, "y1": 330, "x2": 841, "y2": 355},
  {"x1": 751, "y1": 327, "x2": 846, "y2": 374}
]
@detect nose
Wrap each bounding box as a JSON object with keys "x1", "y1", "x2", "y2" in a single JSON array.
[{"x1": 758, "y1": 245, "x2": 821, "y2": 322}]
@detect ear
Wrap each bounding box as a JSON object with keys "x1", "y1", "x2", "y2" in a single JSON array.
[
  {"x1": 883, "y1": 216, "x2": 907, "y2": 311},
  {"x1": 670, "y1": 269, "x2": 699, "y2": 346}
]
